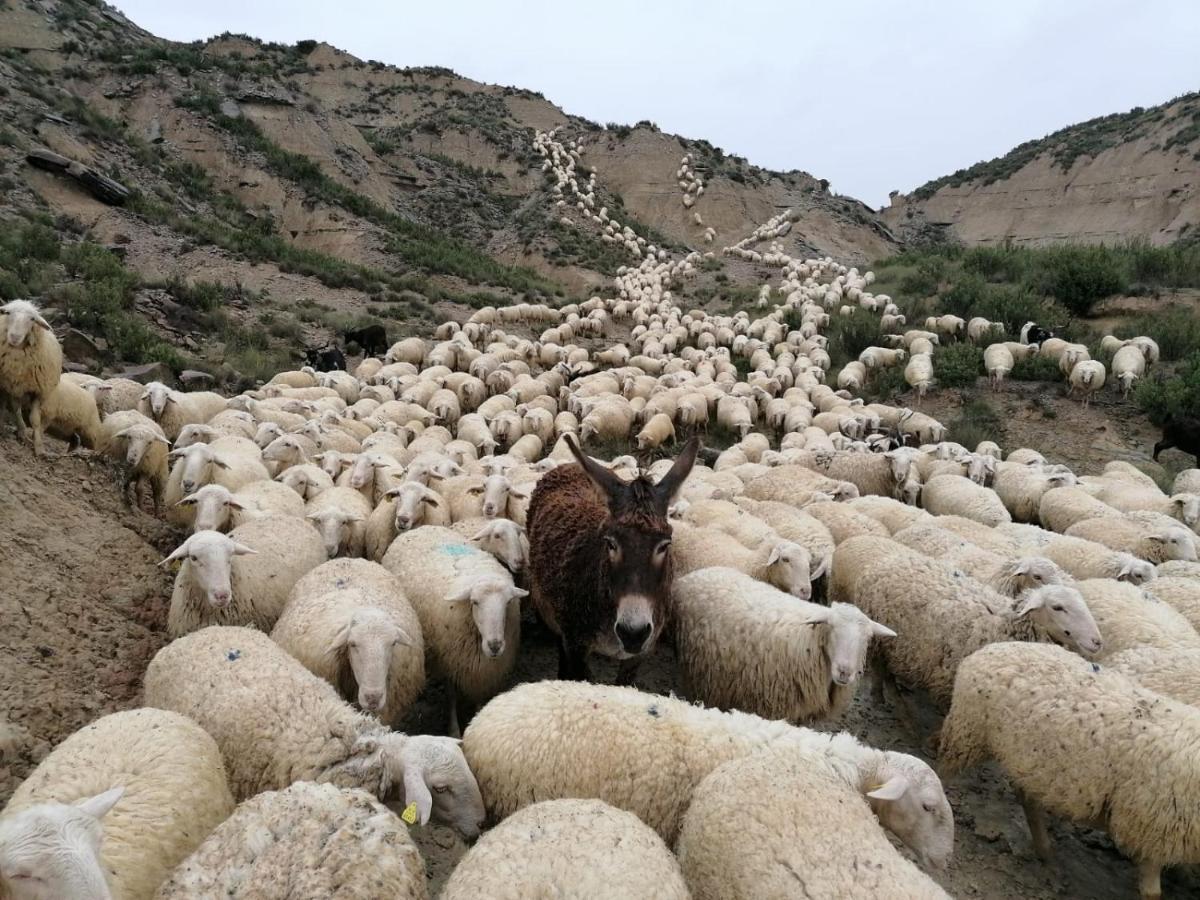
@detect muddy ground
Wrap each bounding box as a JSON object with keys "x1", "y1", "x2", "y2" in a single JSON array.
[{"x1": 1, "y1": 430, "x2": 1196, "y2": 898}]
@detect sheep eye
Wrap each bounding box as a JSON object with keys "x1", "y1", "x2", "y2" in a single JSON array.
[
  {"x1": 348, "y1": 641, "x2": 358, "y2": 650},
  {"x1": 1051, "y1": 605, "x2": 1064, "y2": 612},
  {"x1": 922, "y1": 802, "x2": 936, "y2": 813},
  {"x1": 433, "y1": 785, "x2": 450, "y2": 794}
]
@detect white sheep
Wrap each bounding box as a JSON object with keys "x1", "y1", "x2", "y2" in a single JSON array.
[
  {"x1": 1038, "y1": 485, "x2": 1118, "y2": 533},
  {"x1": 939, "y1": 641, "x2": 1200, "y2": 900},
  {"x1": 271, "y1": 558, "x2": 425, "y2": 725},
  {"x1": 904, "y1": 352, "x2": 934, "y2": 402},
  {"x1": 673, "y1": 567, "x2": 894, "y2": 722},
  {"x1": 1106, "y1": 646, "x2": 1200, "y2": 708},
  {"x1": 304, "y1": 486, "x2": 373, "y2": 558},
  {"x1": 162, "y1": 516, "x2": 326, "y2": 637},
  {"x1": 143, "y1": 624, "x2": 486, "y2": 836},
  {"x1": 363, "y1": 481, "x2": 450, "y2": 561},
  {"x1": 450, "y1": 517, "x2": 530, "y2": 577},
  {"x1": 1074, "y1": 578, "x2": 1200, "y2": 658},
  {"x1": 677, "y1": 747, "x2": 953, "y2": 898},
  {"x1": 276, "y1": 463, "x2": 335, "y2": 500},
  {"x1": 1068, "y1": 359, "x2": 1106, "y2": 407},
  {"x1": 38, "y1": 377, "x2": 105, "y2": 450},
  {"x1": 100, "y1": 410, "x2": 170, "y2": 513},
  {"x1": 832, "y1": 535, "x2": 1102, "y2": 706},
  {"x1": 156, "y1": 782, "x2": 427, "y2": 899},
  {"x1": 992, "y1": 463, "x2": 1077, "y2": 522},
  {"x1": 920, "y1": 474, "x2": 1011, "y2": 526},
  {"x1": 0, "y1": 299, "x2": 63, "y2": 455},
  {"x1": 983, "y1": 343, "x2": 1015, "y2": 390},
  {"x1": 181, "y1": 479, "x2": 306, "y2": 532},
  {"x1": 441, "y1": 799, "x2": 689, "y2": 900},
  {"x1": 382, "y1": 526, "x2": 527, "y2": 735},
  {"x1": 136, "y1": 382, "x2": 210, "y2": 442},
  {"x1": 636, "y1": 412, "x2": 675, "y2": 450},
  {"x1": 0, "y1": 708, "x2": 233, "y2": 900},
  {"x1": 671, "y1": 521, "x2": 822, "y2": 599},
  {"x1": 1039, "y1": 534, "x2": 1158, "y2": 584},
  {"x1": 1065, "y1": 516, "x2": 1197, "y2": 563},
  {"x1": 1111, "y1": 344, "x2": 1147, "y2": 397},
  {"x1": 462, "y1": 680, "x2": 954, "y2": 850}
]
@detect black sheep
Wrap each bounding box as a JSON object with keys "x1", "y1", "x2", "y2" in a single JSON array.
[
  {"x1": 303, "y1": 345, "x2": 346, "y2": 372},
  {"x1": 1153, "y1": 415, "x2": 1200, "y2": 467},
  {"x1": 342, "y1": 324, "x2": 388, "y2": 357}
]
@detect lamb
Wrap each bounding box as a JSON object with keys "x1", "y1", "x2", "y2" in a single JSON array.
[
  {"x1": 1065, "y1": 516, "x2": 1197, "y2": 563},
  {"x1": 716, "y1": 395, "x2": 753, "y2": 437},
  {"x1": 382, "y1": 526, "x2": 527, "y2": 735},
  {"x1": 156, "y1": 782, "x2": 426, "y2": 899},
  {"x1": 164, "y1": 439, "x2": 270, "y2": 524},
  {"x1": 450, "y1": 517, "x2": 531, "y2": 577},
  {"x1": 938, "y1": 641, "x2": 1200, "y2": 900},
  {"x1": 921, "y1": 474, "x2": 1011, "y2": 526},
  {"x1": 636, "y1": 412, "x2": 675, "y2": 449},
  {"x1": 276, "y1": 463, "x2": 334, "y2": 500},
  {"x1": 363, "y1": 481, "x2": 449, "y2": 561},
  {"x1": 1074, "y1": 578, "x2": 1200, "y2": 658},
  {"x1": 0, "y1": 708, "x2": 233, "y2": 900},
  {"x1": 441, "y1": 799, "x2": 689, "y2": 900},
  {"x1": 162, "y1": 516, "x2": 326, "y2": 637},
  {"x1": 831, "y1": 535, "x2": 1102, "y2": 705},
  {"x1": 304, "y1": 486, "x2": 373, "y2": 558},
  {"x1": 271, "y1": 559, "x2": 425, "y2": 726},
  {"x1": 526, "y1": 436, "x2": 698, "y2": 683},
  {"x1": 0, "y1": 299, "x2": 63, "y2": 455},
  {"x1": 99, "y1": 410, "x2": 170, "y2": 512},
  {"x1": 904, "y1": 353, "x2": 934, "y2": 402},
  {"x1": 1106, "y1": 647, "x2": 1200, "y2": 708},
  {"x1": 462, "y1": 680, "x2": 953, "y2": 849},
  {"x1": 1068, "y1": 359, "x2": 1106, "y2": 406},
  {"x1": 672, "y1": 568, "x2": 894, "y2": 722},
  {"x1": 671, "y1": 521, "x2": 823, "y2": 599},
  {"x1": 38, "y1": 377, "x2": 105, "y2": 450},
  {"x1": 143, "y1": 626, "x2": 486, "y2": 837},
  {"x1": 677, "y1": 748, "x2": 953, "y2": 899},
  {"x1": 1038, "y1": 485, "x2": 1119, "y2": 533}
]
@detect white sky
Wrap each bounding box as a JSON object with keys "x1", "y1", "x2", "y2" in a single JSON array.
[{"x1": 112, "y1": 0, "x2": 1200, "y2": 208}]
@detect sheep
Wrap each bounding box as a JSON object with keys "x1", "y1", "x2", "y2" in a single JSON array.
[
  {"x1": 449, "y1": 517, "x2": 531, "y2": 577},
  {"x1": 176, "y1": 481, "x2": 305, "y2": 533},
  {"x1": 677, "y1": 748, "x2": 953, "y2": 899},
  {"x1": 636, "y1": 412, "x2": 675, "y2": 449},
  {"x1": 671, "y1": 521, "x2": 823, "y2": 599},
  {"x1": 1174, "y1": 469, "x2": 1200, "y2": 496},
  {"x1": 1035, "y1": 533, "x2": 1157, "y2": 584},
  {"x1": 938, "y1": 641, "x2": 1200, "y2": 900},
  {"x1": 0, "y1": 299, "x2": 63, "y2": 455},
  {"x1": 992, "y1": 463, "x2": 1076, "y2": 522},
  {"x1": 441, "y1": 799, "x2": 689, "y2": 900},
  {"x1": 1068, "y1": 359, "x2": 1106, "y2": 406},
  {"x1": 526, "y1": 436, "x2": 698, "y2": 683},
  {"x1": 162, "y1": 516, "x2": 326, "y2": 637},
  {"x1": 1145, "y1": 576, "x2": 1200, "y2": 631},
  {"x1": 921, "y1": 474, "x2": 1011, "y2": 526},
  {"x1": 88, "y1": 376, "x2": 145, "y2": 419},
  {"x1": 716, "y1": 395, "x2": 753, "y2": 437},
  {"x1": 99, "y1": 410, "x2": 170, "y2": 512},
  {"x1": 304, "y1": 486, "x2": 373, "y2": 558},
  {"x1": 967, "y1": 316, "x2": 1003, "y2": 343},
  {"x1": 846, "y1": 494, "x2": 932, "y2": 534},
  {"x1": 155, "y1": 782, "x2": 427, "y2": 899},
  {"x1": 462, "y1": 680, "x2": 953, "y2": 850},
  {"x1": 983, "y1": 343, "x2": 1014, "y2": 389},
  {"x1": 382, "y1": 526, "x2": 527, "y2": 736},
  {"x1": 363, "y1": 481, "x2": 449, "y2": 561},
  {"x1": 831, "y1": 536, "x2": 1102, "y2": 706},
  {"x1": 1038, "y1": 485, "x2": 1119, "y2": 533},
  {"x1": 37, "y1": 377, "x2": 104, "y2": 451},
  {"x1": 794, "y1": 448, "x2": 918, "y2": 502},
  {"x1": 164, "y1": 439, "x2": 270, "y2": 522},
  {"x1": 1111, "y1": 344, "x2": 1147, "y2": 397},
  {"x1": 1074, "y1": 578, "x2": 1200, "y2": 658},
  {"x1": 144, "y1": 626, "x2": 485, "y2": 840},
  {"x1": 743, "y1": 464, "x2": 860, "y2": 506},
  {"x1": 1065, "y1": 516, "x2": 1197, "y2": 563},
  {"x1": 941, "y1": 548, "x2": 1069, "y2": 597},
  {"x1": 1106, "y1": 647, "x2": 1200, "y2": 708},
  {"x1": 904, "y1": 353, "x2": 934, "y2": 402},
  {"x1": 136, "y1": 382, "x2": 206, "y2": 442},
  {"x1": 276, "y1": 463, "x2": 334, "y2": 500},
  {"x1": 803, "y1": 500, "x2": 891, "y2": 545},
  {"x1": 271, "y1": 559, "x2": 424, "y2": 726},
  {"x1": 672, "y1": 568, "x2": 894, "y2": 722},
  {"x1": 0, "y1": 708, "x2": 233, "y2": 900}
]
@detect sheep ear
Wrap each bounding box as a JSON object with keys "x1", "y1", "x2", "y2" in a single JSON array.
[
  {"x1": 231, "y1": 543, "x2": 259, "y2": 557},
  {"x1": 801, "y1": 607, "x2": 831, "y2": 626},
  {"x1": 384, "y1": 486, "x2": 403, "y2": 499},
  {"x1": 152, "y1": 435, "x2": 171, "y2": 446},
  {"x1": 1014, "y1": 591, "x2": 1044, "y2": 617},
  {"x1": 1146, "y1": 534, "x2": 1166, "y2": 544},
  {"x1": 866, "y1": 774, "x2": 909, "y2": 802},
  {"x1": 74, "y1": 786, "x2": 124, "y2": 820},
  {"x1": 402, "y1": 765, "x2": 434, "y2": 827},
  {"x1": 1011, "y1": 560, "x2": 1031, "y2": 576},
  {"x1": 392, "y1": 624, "x2": 415, "y2": 647},
  {"x1": 159, "y1": 542, "x2": 191, "y2": 567},
  {"x1": 225, "y1": 498, "x2": 247, "y2": 511},
  {"x1": 421, "y1": 492, "x2": 441, "y2": 507},
  {"x1": 466, "y1": 485, "x2": 485, "y2": 495},
  {"x1": 175, "y1": 494, "x2": 199, "y2": 508},
  {"x1": 510, "y1": 484, "x2": 532, "y2": 499},
  {"x1": 327, "y1": 620, "x2": 352, "y2": 656},
  {"x1": 766, "y1": 544, "x2": 782, "y2": 566},
  {"x1": 32, "y1": 313, "x2": 52, "y2": 331},
  {"x1": 212, "y1": 457, "x2": 231, "y2": 470},
  {"x1": 870, "y1": 620, "x2": 898, "y2": 639},
  {"x1": 510, "y1": 587, "x2": 529, "y2": 600},
  {"x1": 168, "y1": 448, "x2": 188, "y2": 459},
  {"x1": 810, "y1": 555, "x2": 830, "y2": 581},
  {"x1": 446, "y1": 582, "x2": 473, "y2": 603}
]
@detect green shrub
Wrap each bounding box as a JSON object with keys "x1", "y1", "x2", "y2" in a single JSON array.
[
  {"x1": 949, "y1": 398, "x2": 1006, "y2": 449},
  {"x1": 1114, "y1": 307, "x2": 1200, "y2": 362},
  {"x1": 1028, "y1": 245, "x2": 1126, "y2": 315},
  {"x1": 936, "y1": 343, "x2": 983, "y2": 388},
  {"x1": 1011, "y1": 353, "x2": 1061, "y2": 382},
  {"x1": 825, "y1": 310, "x2": 881, "y2": 368},
  {"x1": 1136, "y1": 351, "x2": 1200, "y2": 425}
]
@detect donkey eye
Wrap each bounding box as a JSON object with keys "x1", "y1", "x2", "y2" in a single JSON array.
[{"x1": 433, "y1": 785, "x2": 450, "y2": 794}]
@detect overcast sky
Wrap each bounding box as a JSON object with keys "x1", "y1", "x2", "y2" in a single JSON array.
[{"x1": 113, "y1": 0, "x2": 1199, "y2": 208}]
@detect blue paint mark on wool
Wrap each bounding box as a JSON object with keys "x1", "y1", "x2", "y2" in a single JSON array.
[
  {"x1": 439, "y1": 543, "x2": 476, "y2": 558},
  {"x1": 226, "y1": 649, "x2": 241, "y2": 662}
]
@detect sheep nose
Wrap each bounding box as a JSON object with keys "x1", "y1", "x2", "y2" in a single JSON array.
[
  {"x1": 483, "y1": 505, "x2": 496, "y2": 516},
  {"x1": 182, "y1": 481, "x2": 195, "y2": 492},
  {"x1": 211, "y1": 590, "x2": 231, "y2": 607},
  {"x1": 361, "y1": 691, "x2": 383, "y2": 710},
  {"x1": 833, "y1": 668, "x2": 854, "y2": 686},
  {"x1": 485, "y1": 639, "x2": 504, "y2": 658},
  {"x1": 615, "y1": 621, "x2": 652, "y2": 654}
]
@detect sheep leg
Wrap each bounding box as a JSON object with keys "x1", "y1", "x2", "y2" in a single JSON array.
[
  {"x1": 27, "y1": 399, "x2": 44, "y2": 455},
  {"x1": 614, "y1": 657, "x2": 641, "y2": 687},
  {"x1": 446, "y1": 684, "x2": 462, "y2": 739},
  {"x1": 5, "y1": 395, "x2": 27, "y2": 440},
  {"x1": 1137, "y1": 861, "x2": 1162, "y2": 900},
  {"x1": 1016, "y1": 788, "x2": 1053, "y2": 860}
]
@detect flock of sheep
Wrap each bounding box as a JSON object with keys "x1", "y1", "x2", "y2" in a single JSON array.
[{"x1": 1, "y1": 159, "x2": 1199, "y2": 899}]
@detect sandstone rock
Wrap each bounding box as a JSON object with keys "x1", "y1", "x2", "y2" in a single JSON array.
[
  {"x1": 61, "y1": 329, "x2": 102, "y2": 365},
  {"x1": 180, "y1": 370, "x2": 215, "y2": 388},
  {"x1": 119, "y1": 362, "x2": 175, "y2": 385}
]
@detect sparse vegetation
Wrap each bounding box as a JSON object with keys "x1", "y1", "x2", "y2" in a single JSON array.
[
  {"x1": 1135, "y1": 351, "x2": 1200, "y2": 425},
  {"x1": 935, "y1": 343, "x2": 984, "y2": 388},
  {"x1": 949, "y1": 398, "x2": 1006, "y2": 449}
]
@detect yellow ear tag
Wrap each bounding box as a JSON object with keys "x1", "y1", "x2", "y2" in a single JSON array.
[{"x1": 401, "y1": 802, "x2": 418, "y2": 825}]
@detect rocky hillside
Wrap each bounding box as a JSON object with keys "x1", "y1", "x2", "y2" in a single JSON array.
[
  {"x1": 884, "y1": 92, "x2": 1200, "y2": 247},
  {"x1": 0, "y1": 0, "x2": 895, "y2": 384}
]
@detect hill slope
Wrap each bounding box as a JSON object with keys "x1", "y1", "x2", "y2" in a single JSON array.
[
  {"x1": 0, "y1": 0, "x2": 894, "y2": 384},
  {"x1": 883, "y1": 93, "x2": 1200, "y2": 247}
]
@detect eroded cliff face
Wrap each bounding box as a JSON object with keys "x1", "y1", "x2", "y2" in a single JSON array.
[{"x1": 885, "y1": 95, "x2": 1200, "y2": 247}]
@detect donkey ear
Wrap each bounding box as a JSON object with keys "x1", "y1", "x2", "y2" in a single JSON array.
[
  {"x1": 653, "y1": 436, "x2": 700, "y2": 510},
  {"x1": 564, "y1": 433, "x2": 626, "y2": 500}
]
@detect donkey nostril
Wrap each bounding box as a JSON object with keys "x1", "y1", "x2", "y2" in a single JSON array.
[{"x1": 615, "y1": 621, "x2": 652, "y2": 653}]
